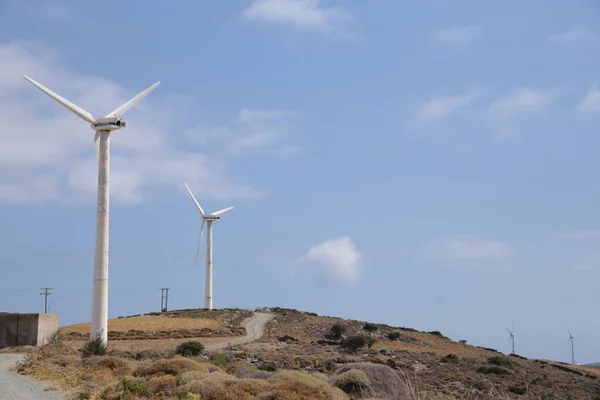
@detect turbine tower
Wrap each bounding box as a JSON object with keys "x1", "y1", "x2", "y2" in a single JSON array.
[
  {"x1": 568, "y1": 329, "x2": 576, "y2": 365},
  {"x1": 23, "y1": 75, "x2": 160, "y2": 344},
  {"x1": 184, "y1": 183, "x2": 233, "y2": 310},
  {"x1": 505, "y1": 325, "x2": 515, "y2": 355}
]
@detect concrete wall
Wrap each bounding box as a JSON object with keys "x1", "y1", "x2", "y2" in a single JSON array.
[{"x1": 0, "y1": 313, "x2": 59, "y2": 348}]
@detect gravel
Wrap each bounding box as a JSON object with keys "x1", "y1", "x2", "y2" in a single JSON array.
[{"x1": 0, "y1": 354, "x2": 65, "y2": 400}]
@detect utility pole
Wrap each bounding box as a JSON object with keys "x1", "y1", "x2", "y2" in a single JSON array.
[
  {"x1": 40, "y1": 287, "x2": 53, "y2": 314},
  {"x1": 160, "y1": 288, "x2": 170, "y2": 312}
]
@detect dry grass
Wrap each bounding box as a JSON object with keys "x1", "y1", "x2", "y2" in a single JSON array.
[
  {"x1": 60, "y1": 315, "x2": 221, "y2": 335},
  {"x1": 9, "y1": 307, "x2": 600, "y2": 399}
]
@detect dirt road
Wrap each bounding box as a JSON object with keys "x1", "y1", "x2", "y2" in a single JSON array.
[
  {"x1": 205, "y1": 312, "x2": 274, "y2": 351},
  {"x1": 0, "y1": 354, "x2": 65, "y2": 400}
]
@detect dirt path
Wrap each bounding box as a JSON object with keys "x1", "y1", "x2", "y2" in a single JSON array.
[
  {"x1": 205, "y1": 312, "x2": 274, "y2": 352},
  {"x1": 0, "y1": 354, "x2": 65, "y2": 400},
  {"x1": 63, "y1": 312, "x2": 274, "y2": 354}
]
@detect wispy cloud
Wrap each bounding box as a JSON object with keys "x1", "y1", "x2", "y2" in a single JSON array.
[
  {"x1": 426, "y1": 235, "x2": 514, "y2": 261},
  {"x1": 548, "y1": 25, "x2": 596, "y2": 45},
  {"x1": 488, "y1": 87, "x2": 558, "y2": 117},
  {"x1": 186, "y1": 107, "x2": 300, "y2": 157},
  {"x1": 0, "y1": 42, "x2": 269, "y2": 204},
  {"x1": 577, "y1": 85, "x2": 600, "y2": 113},
  {"x1": 297, "y1": 236, "x2": 363, "y2": 284},
  {"x1": 431, "y1": 25, "x2": 482, "y2": 47},
  {"x1": 241, "y1": 0, "x2": 354, "y2": 37},
  {"x1": 415, "y1": 90, "x2": 479, "y2": 122}
]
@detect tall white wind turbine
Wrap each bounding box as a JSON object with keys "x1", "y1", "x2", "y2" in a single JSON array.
[
  {"x1": 23, "y1": 75, "x2": 160, "y2": 344},
  {"x1": 184, "y1": 183, "x2": 233, "y2": 310}
]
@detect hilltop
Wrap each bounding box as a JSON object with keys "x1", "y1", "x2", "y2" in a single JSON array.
[{"x1": 3, "y1": 307, "x2": 600, "y2": 399}]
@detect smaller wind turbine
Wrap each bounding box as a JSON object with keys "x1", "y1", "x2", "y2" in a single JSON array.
[
  {"x1": 568, "y1": 329, "x2": 577, "y2": 365},
  {"x1": 506, "y1": 325, "x2": 515, "y2": 355},
  {"x1": 184, "y1": 183, "x2": 233, "y2": 310}
]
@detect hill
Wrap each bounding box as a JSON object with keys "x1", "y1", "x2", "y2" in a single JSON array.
[
  {"x1": 4, "y1": 307, "x2": 600, "y2": 399},
  {"x1": 586, "y1": 363, "x2": 600, "y2": 370}
]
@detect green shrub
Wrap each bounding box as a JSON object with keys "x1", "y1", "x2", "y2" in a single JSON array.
[
  {"x1": 330, "y1": 324, "x2": 347, "y2": 339},
  {"x1": 363, "y1": 323, "x2": 379, "y2": 332},
  {"x1": 82, "y1": 337, "x2": 107, "y2": 357},
  {"x1": 440, "y1": 354, "x2": 459, "y2": 363},
  {"x1": 387, "y1": 331, "x2": 401, "y2": 341},
  {"x1": 488, "y1": 356, "x2": 516, "y2": 370},
  {"x1": 175, "y1": 341, "x2": 205, "y2": 357},
  {"x1": 122, "y1": 378, "x2": 152, "y2": 396},
  {"x1": 476, "y1": 366, "x2": 511, "y2": 375},
  {"x1": 257, "y1": 363, "x2": 277, "y2": 371},
  {"x1": 209, "y1": 353, "x2": 231, "y2": 368},
  {"x1": 341, "y1": 335, "x2": 375, "y2": 352},
  {"x1": 428, "y1": 330, "x2": 445, "y2": 338},
  {"x1": 77, "y1": 392, "x2": 91, "y2": 400},
  {"x1": 508, "y1": 385, "x2": 527, "y2": 395}
]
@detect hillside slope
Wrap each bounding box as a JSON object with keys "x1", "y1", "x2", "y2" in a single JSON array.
[{"x1": 5, "y1": 307, "x2": 600, "y2": 400}]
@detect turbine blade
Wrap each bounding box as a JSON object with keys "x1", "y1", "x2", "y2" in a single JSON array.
[
  {"x1": 195, "y1": 220, "x2": 205, "y2": 265},
  {"x1": 184, "y1": 183, "x2": 204, "y2": 215},
  {"x1": 23, "y1": 75, "x2": 95, "y2": 123},
  {"x1": 105, "y1": 81, "x2": 160, "y2": 118},
  {"x1": 209, "y1": 206, "x2": 234, "y2": 217}
]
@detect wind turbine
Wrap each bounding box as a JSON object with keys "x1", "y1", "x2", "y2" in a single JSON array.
[
  {"x1": 568, "y1": 329, "x2": 576, "y2": 365},
  {"x1": 184, "y1": 183, "x2": 233, "y2": 310},
  {"x1": 23, "y1": 75, "x2": 160, "y2": 344},
  {"x1": 505, "y1": 325, "x2": 515, "y2": 355}
]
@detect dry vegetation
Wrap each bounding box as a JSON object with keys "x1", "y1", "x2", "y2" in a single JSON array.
[
  {"x1": 60, "y1": 308, "x2": 252, "y2": 341},
  {"x1": 61, "y1": 316, "x2": 221, "y2": 334},
  {"x1": 6, "y1": 307, "x2": 600, "y2": 399}
]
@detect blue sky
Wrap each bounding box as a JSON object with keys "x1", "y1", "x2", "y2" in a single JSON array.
[{"x1": 1, "y1": 0, "x2": 599, "y2": 364}]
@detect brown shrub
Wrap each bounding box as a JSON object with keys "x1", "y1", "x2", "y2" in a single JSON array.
[
  {"x1": 263, "y1": 370, "x2": 348, "y2": 400},
  {"x1": 180, "y1": 370, "x2": 210, "y2": 385},
  {"x1": 98, "y1": 356, "x2": 131, "y2": 376},
  {"x1": 149, "y1": 374, "x2": 178, "y2": 392},
  {"x1": 331, "y1": 369, "x2": 370, "y2": 397},
  {"x1": 330, "y1": 362, "x2": 406, "y2": 399},
  {"x1": 176, "y1": 371, "x2": 252, "y2": 400},
  {"x1": 134, "y1": 356, "x2": 208, "y2": 377},
  {"x1": 48, "y1": 355, "x2": 80, "y2": 368}
]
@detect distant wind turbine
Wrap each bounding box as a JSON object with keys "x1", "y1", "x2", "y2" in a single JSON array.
[
  {"x1": 568, "y1": 329, "x2": 577, "y2": 365},
  {"x1": 184, "y1": 183, "x2": 234, "y2": 310},
  {"x1": 506, "y1": 325, "x2": 515, "y2": 355},
  {"x1": 23, "y1": 75, "x2": 160, "y2": 345}
]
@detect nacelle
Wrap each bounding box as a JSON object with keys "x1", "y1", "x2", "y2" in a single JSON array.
[
  {"x1": 204, "y1": 215, "x2": 220, "y2": 221},
  {"x1": 91, "y1": 117, "x2": 126, "y2": 131}
]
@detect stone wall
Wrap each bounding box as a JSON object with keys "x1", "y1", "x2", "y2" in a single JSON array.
[{"x1": 0, "y1": 313, "x2": 59, "y2": 348}]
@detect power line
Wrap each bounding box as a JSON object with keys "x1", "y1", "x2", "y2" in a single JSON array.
[
  {"x1": 40, "y1": 287, "x2": 53, "y2": 314},
  {"x1": 160, "y1": 288, "x2": 170, "y2": 312}
]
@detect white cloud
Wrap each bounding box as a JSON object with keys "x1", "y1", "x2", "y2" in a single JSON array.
[
  {"x1": 577, "y1": 85, "x2": 600, "y2": 113},
  {"x1": 241, "y1": 0, "x2": 353, "y2": 37},
  {"x1": 0, "y1": 41, "x2": 272, "y2": 204},
  {"x1": 186, "y1": 108, "x2": 300, "y2": 157},
  {"x1": 548, "y1": 25, "x2": 596, "y2": 45},
  {"x1": 299, "y1": 236, "x2": 363, "y2": 284},
  {"x1": 488, "y1": 87, "x2": 557, "y2": 117},
  {"x1": 426, "y1": 235, "x2": 514, "y2": 261},
  {"x1": 415, "y1": 90, "x2": 478, "y2": 122},
  {"x1": 431, "y1": 25, "x2": 482, "y2": 47}
]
